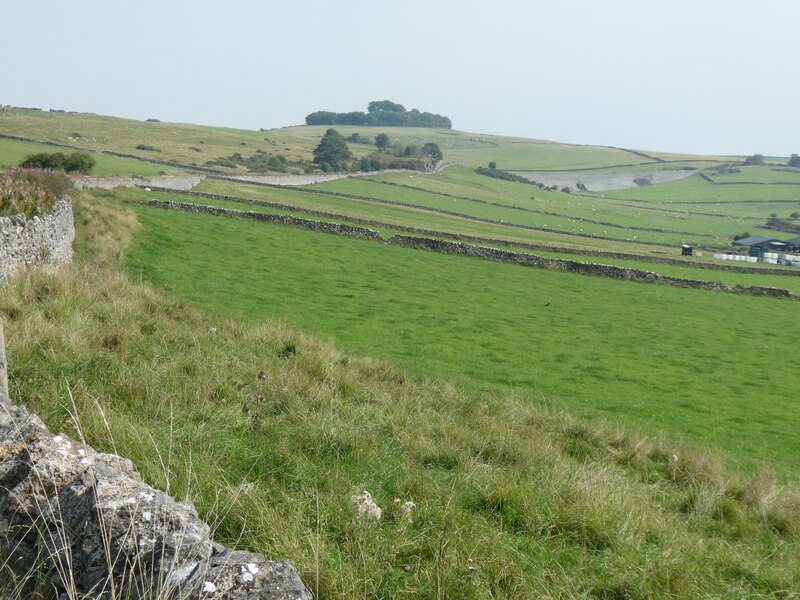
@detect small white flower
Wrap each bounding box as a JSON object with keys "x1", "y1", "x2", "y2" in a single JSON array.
[{"x1": 142, "y1": 511, "x2": 152, "y2": 522}]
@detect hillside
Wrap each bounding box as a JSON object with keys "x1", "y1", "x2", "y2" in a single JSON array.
[
  {"x1": 2, "y1": 107, "x2": 800, "y2": 597},
  {"x1": 1, "y1": 187, "x2": 799, "y2": 598}
]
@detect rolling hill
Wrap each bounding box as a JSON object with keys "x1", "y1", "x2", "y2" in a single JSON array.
[{"x1": 2, "y1": 106, "x2": 800, "y2": 598}]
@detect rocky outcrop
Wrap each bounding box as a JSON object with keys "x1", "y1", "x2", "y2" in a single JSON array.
[
  {"x1": 0, "y1": 399, "x2": 312, "y2": 599},
  {"x1": 0, "y1": 199, "x2": 74, "y2": 283}
]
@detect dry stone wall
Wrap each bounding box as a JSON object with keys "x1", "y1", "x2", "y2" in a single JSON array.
[
  {"x1": 0, "y1": 199, "x2": 74, "y2": 283},
  {"x1": 148, "y1": 199, "x2": 381, "y2": 240},
  {"x1": 0, "y1": 398, "x2": 312, "y2": 599},
  {"x1": 387, "y1": 235, "x2": 796, "y2": 299},
  {"x1": 77, "y1": 175, "x2": 205, "y2": 191}
]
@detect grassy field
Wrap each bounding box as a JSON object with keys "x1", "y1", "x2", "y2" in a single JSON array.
[
  {"x1": 311, "y1": 169, "x2": 784, "y2": 246},
  {"x1": 193, "y1": 178, "x2": 677, "y2": 254},
  {"x1": 0, "y1": 137, "x2": 166, "y2": 176},
  {"x1": 141, "y1": 187, "x2": 800, "y2": 294},
  {"x1": 6, "y1": 107, "x2": 800, "y2": 597},
  {"x1": 0, "y1": 108, "x2": 739, "y2": 173},
  {"x1": 124, "y1": 198, "x2": 800, "y2": 475},
  {"x1": 595, "y1": 173, "x2": 800, "y2": 207},
  {"x1": 4, "y1": 190, "x2": 800, "y2": 598}
]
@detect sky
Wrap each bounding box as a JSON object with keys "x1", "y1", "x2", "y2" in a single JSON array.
[{"x1": 2, "y1": 0, "x2": 798, "y2": 156}]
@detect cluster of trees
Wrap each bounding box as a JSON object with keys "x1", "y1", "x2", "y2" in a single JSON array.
[
  {"x1": 312, "y1": 129, "x2": 443, "y2": 173},
  {"x1": 206, "y1": 151, "x2": 292, "y2": 173},
  {"x1": 744, "y1": 154, "x2": 800, "y2": 167},
  {"x1": 19, "y1": 151, "x2": 96, "y2": 174},
  {"x1": 306, "y1": 100, "x2": 452, "y2": 129}
]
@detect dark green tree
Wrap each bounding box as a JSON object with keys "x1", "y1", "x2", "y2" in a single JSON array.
[
  {"x1": 488, "y1": 161, "x2": 497, "y2": 170},
  {"x1": 789, "y1": 154, "x2": 800, "y2": 167},
  {"x1": 375, "y1": 133, "x2": 391, "y2": 151},
  {"x1": 743, "y1": 154, "x2": 765, "y2": 166},
  {"x1": 312, "y1": 129, "x2": 352, "y2": 172},
  {"x1": 20, "y1": 151, "x2": 95, "y2": 174},
  {"x1": 422, "y1": 142, "x2": 443, "y2": 162},
  {"x1": 63, "y1": 152, "x2": 96, "y2": 174},
  {"x1": 368, "y1": 100, "x2": 406, "y2": 113}
]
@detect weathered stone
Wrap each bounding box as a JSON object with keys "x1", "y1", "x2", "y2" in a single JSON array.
[
  {"x1": 0, "y1": 199, "x2": 74, "y2": 282},
  {"x1": 0, "y1": 403, "x2": 311, "y2": 599}
]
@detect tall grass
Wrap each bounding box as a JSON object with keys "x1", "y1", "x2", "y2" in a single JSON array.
[{"x1": 2, "y1": 191, "x2": 800, "y2": 597}]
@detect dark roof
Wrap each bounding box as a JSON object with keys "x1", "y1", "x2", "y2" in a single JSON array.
[
  {"x1": 732, "y1": 236, "x2": 778, "y2": 246},
  {"x1": 785, "y1": 237, "x2": 800, "y2": 246}
]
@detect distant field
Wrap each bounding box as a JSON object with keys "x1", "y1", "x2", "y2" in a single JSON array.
[
  {"x1": 126, "y1": 201, "x2": 800, "y2": 475},
  {"x1": 194, "y1": 177, "x2": 677, "y2": 253},
  {"x1": 141, "y1": 188, "x2": 800, "y2": 295},
  {"x1": 596, "y1": 173, "x2": 800, "y2": 206},
  {"x1": 0, "y1": 137, "x2": 166, "y2": 176},
  {"x1": 2, "y1": 108, "x2": 738, "y2": 173},
  {"x1": 704, "y1": 165, "x2": 800, "y2": 184}
]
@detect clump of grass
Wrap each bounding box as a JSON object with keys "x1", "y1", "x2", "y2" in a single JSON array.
[
  {"x1": 1, "y1": 188, "x2": 800, "y2": 597},
  {"x1": 0, "y1": 169, "x2": 73, "y2": 218}
]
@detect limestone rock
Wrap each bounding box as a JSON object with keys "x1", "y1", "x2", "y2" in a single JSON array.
[{"x1": 0, "y1": 403, "x2": 311, "y2": 599}]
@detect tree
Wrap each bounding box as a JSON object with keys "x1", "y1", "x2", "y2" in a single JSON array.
[
  {"x1": 368, "y1": 100, "x2": 406, "y2": 114},
  {"x1": 375, "y1": 133, "x2": 391, "y2": 151},
  {"x1": 422, "y1": 142, "x2": 443, "y2": 162},
  {"x1": 312, "y1": 129, "x2": 352, "y2": 172},
  {"x1": 20, "y1": 151, "x2": 95, "y2": 174},
  {"x1": 743, "y1": 154, "x2": 765, "y2": 166},
  {"x1": 63, "y1": 152, "x2": 96, "y2": 174},
  {"x1": 789, "y1": 154, "x2": 800, "y2": 167},
  {"x1": 488, "y1": 161, "x2": 497, "y2": 170},
  {"x1": 791, "y1": 212, "x2": 800, "y2": 220},
  {"x1": 305, "y1": 111, "x2": 337, "y2": 125}
]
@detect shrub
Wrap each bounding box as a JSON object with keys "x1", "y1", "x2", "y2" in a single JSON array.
[
  {"x1": 19, "y1": 152, "x2": 95, "y2": 175},
  {"x1": 743, "y1": 154, "x2": 765, "y2": 166},
  {"x1": 135, "y1": 144, "x2": 160, "y2": 152},
  {"x1": 0, "y1": 169, "x2": 73, "y2": 218}
]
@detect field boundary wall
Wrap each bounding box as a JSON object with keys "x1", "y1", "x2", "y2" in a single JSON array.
[{"x1": 0, "y1": 198, "x2": 74, "y2": 282}]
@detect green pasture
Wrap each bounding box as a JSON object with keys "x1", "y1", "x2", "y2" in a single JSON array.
[
  {"x1": 6, "y1": 192, "x2": 800, "y2": 598},
  {"x1": 125, "y1": 202, "x2": 800, "y2": 475},
  {"x1": 704, "y1": 165, "x2": 800, "y2": 184},
  {"x1": 140, "y1": 185, "x2": 800, "y2": 293},
  {"x1": 4, "y1": 108, "x2": 724, "y2": 173},
  {"x1": 194, "y1": 178, "x2": 671, "y2": 254},
  {"x1": 318, "y1": 169, "x2": 780, "y2": 246},
  {"x1": 597, "y1": 173, "x2": 800, "y2": 206},
  {"x1": 0, "y1": 137, "x2": 165, "y2": 176},
  {"x1": 0, "y1": 109, "x2": 289, "y2": 171}
]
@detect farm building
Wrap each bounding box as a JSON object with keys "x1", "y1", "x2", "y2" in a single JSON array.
[
  {"x1": 714, "y1": 235, "x2": 800, "y2": 265},
  {"x1": 732, "y1": 236, "x2": 786, "y2": 258},
  {"x1": 785, "y1": 237, "x2": 800, "y2": 252}
]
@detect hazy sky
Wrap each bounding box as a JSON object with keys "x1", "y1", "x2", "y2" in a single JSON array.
[{"x1": 3, "y1": 0, "x2": 798, "y2": 156}]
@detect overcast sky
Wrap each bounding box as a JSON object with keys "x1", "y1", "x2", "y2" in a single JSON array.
[{"x1": 3, "y1": 0, "x2": 798, "y2": 156}]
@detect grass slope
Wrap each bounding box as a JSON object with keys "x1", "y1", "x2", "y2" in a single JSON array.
[
  {"x1": 0, "y1": 137, "x2": 166, "y2": 176},
  {"x1": 123, "y1": 197, "x2": 800, "y2": 475},
  {"x1": 3, "y1": 190, "x2": 800, "y2": 599}
]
